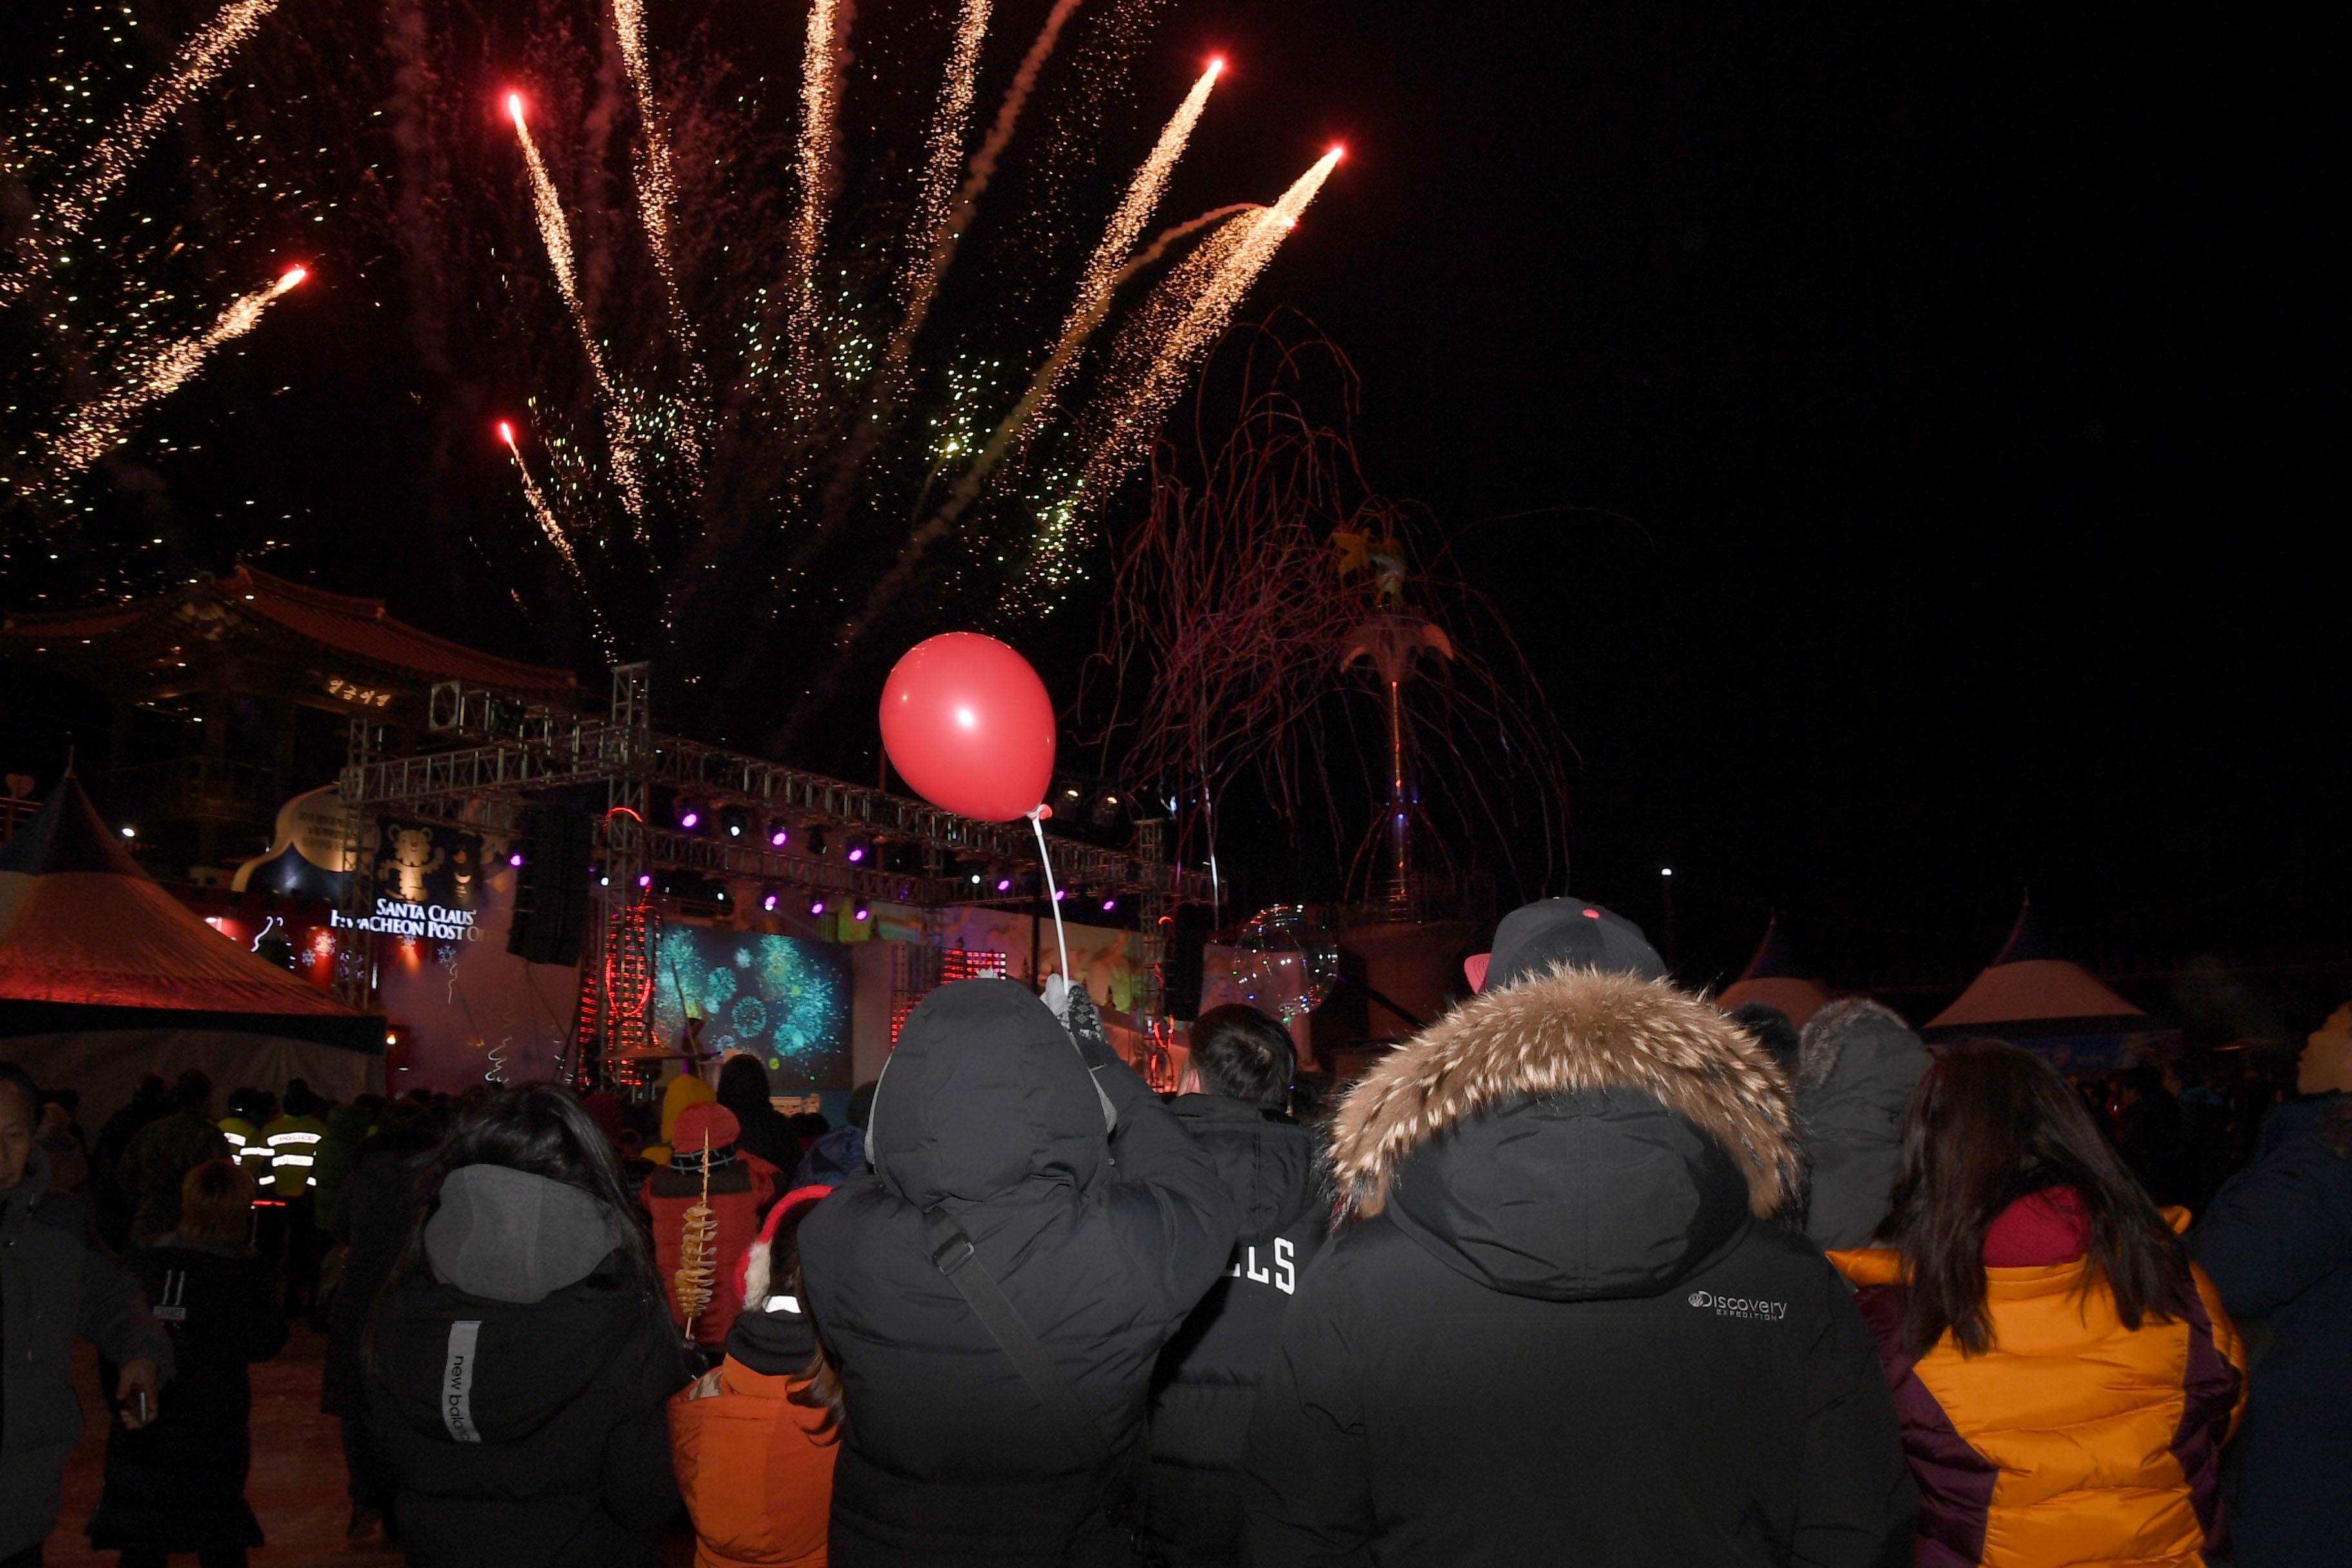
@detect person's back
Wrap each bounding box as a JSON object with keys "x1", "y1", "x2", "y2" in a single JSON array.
[
  {"x1": 2191, "y1": 1003, "x2": 2352, "y2": 1568},
  {"x1": 1142, "y1": 1006, "x2": 1324, "y2": 1568},
  {"x1": 671, "y1": 1188, "x2": 841, "y2": 1568},
  {"x1": 1242, "y1": 899, "x2": 1915, "y2": 1567},
  {"x1": 643, "y1": 1102, "x2": 772, "y2": 1351},
  {"x1": 797, "y1": 979, "x2": 1237, "y2": 1566},
  {"x1": 262, "y1": 1093, "x2": 330, "y2": 1201},
  {"x1": 1794, "y1": 998, "x2": 1930, "y2": 1250},
  {"x1": 123, "y1": 1071, "x2": 228, "y2": 1242},
  {"x1": 1832, "y1": 1039, "x2": 2245, "y2": 1568},
  {"x1": 92, "y1": 1159, "x2": 288, "y2": 1566},
  {"x1": 367, "y1": 1086, "x2": 688, "y2": 1568}
]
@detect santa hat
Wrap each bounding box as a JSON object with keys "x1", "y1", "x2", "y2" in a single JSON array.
[
  {"x1": 727, "y1": 1185, "x2": 832, "y2": 1376},
  {"x1": 740, "y1": 1184, "x2": 832, "y2": 1307}
]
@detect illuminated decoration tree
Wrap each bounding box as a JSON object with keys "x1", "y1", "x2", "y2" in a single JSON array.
[{"x1": 1088, "y1": 318, "x2": 1567, "y2": 913}]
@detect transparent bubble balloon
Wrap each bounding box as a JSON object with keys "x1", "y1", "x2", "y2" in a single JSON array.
[{"x1": 1231, "y1": 905, "x2": 1340, "y2": 1024}]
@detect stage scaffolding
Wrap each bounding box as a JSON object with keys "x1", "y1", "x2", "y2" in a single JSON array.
[{"x1": 335, "y1": 663, "x2": 1204, "y2": 1079}]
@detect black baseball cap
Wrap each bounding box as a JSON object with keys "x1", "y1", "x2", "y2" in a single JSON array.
[{"x1": 1469, "y1": 897, "x2": 1667, "y2": 991}]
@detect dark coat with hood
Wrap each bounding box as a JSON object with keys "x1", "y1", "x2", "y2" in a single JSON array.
[
  {"x1": 1793, "y1": 998, "x2": 1930, "y2": 1251},
  {"x1": 323, "y1": 1119, "x2": 438, "y2": 1419},
  {"x1": 797, "y1": 979, "x2": 1239, "y2": 1567},
  {"x1": 2191, "y1": 1092, "x2": 2352, "y2": 1568},
  {"x1": 1241, "y1": 964, "x2": 1916, "y2": 1568},
  {"x1": 1141, "y1": 1093, "x2": 1324, "y2": 1567},
  {"x1": 367, "y1": 1164, "x2": 689, "y2": 1568},
  {"x1": 1, "y1": 1144, "x2": 174, "y2": 1558},
  {"x1": 89, "y1": 1235, "x2": 288, "y2": 1553}
]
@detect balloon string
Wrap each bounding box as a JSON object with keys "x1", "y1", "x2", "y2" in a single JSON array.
[{"x1": 1028, "y1": 808, "x2": 1072, "y2": 991}]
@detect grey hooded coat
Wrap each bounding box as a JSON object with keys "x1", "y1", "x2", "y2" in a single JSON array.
[{"x1": 1793, "y1": 999, "x2": 1930, "y2": 1251}]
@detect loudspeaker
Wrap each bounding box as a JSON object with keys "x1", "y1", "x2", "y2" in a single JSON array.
[
  {"x1": 507, "y1": 807, "x2": 595, "y2": 966},
  {"x1": 1162, "y1": 903, "x2": 1215, "y2": 1022}
]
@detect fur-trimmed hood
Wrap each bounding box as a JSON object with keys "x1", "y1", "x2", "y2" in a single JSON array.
[{"x1": 1328, "y1": 966, "x2": 1801, "y2": 1302}]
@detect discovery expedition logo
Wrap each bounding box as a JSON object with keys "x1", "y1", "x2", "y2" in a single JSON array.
[{"x1": 1687, "y1": 1289, "x2": 1788, "y2": 1321}]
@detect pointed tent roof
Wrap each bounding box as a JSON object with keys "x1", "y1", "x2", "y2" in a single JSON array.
[
  {"x1": 1715, "y1": 916, "x2": 1830, "y2": 1026},
  {"x1": 0, "y1": 776, "x2": 373, "y2": 1042},
  {"x1": 1926, "y1": 896, "x2": 2143, "y2": 1035}
]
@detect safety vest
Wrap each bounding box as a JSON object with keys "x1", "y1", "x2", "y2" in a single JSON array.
[
  {"x1": 218, "y1": 1117, "x2": 272, "y2": 1179},
  {"x1": 260, "y1": 1113, "x2": 330, "y2": 1199}
]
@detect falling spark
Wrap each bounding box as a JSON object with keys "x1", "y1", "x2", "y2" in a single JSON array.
[
  {"x1": 885, "y1": 0, "x2": 1086, "y2": 382},
  {"x1": 925, "y1": 204, "x2": 1259, "y2": 546},
  {"x1": 500, "y1": 420, "x2": 615, "y2": 652},
  {"x1": 1084, "y1": 146, "x2": 1344, "y2": 495},
  {"x1": 901, "y1": 0, "x2": 994, "y2": 311},
  {"x1": 47, "y1": 265, "x2": 306, "y2": 478},
  {"x1": 3, "y1": 0, "x2": 280, "y2": 300},
  {"x1": 510, "y1": 93, "x2": 649, "y2": 529},
  {"x1": 785, "y1": 0, "x2": 846, "y2": 379}
]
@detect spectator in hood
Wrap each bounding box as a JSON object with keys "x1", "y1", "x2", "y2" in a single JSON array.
[
  {"x1": 1730, "y1": 1000, "x2": 1803, "y2": 1078},
  {"x1": 718, "y1": 1056, "x2": 803, "y2": 1179},
  {"x1": 670, "y1": 1185, "x2": 841, "y2": 1568},
  {"x1": 2191, "y1": 999, "x2": 2352, "y2": 1568},
  {"x1": 90, "y1": 1158, "x2": 288, "y2": 1568},
  {"x1": 1832, "y1": 1040, "x2": 2244, "y2": 1568},
  {"x1": 1242, "y1": 899, "x2": 1915, "y2": 1567},
  {"x1": 1142, "y1": 1004, "x2": 1324, "y2": 1568},
  {"x1": 793, "y1": 1083, "x2": 876, "y2": 1191},
  {"x1": 797, "y1": 979, "x2": 1237, "y2": 1566},
  {"x1": 366, "y1": 1086, "x2": 691, "y2": 1568},
  {"x1": 1794, "y1": 998, "x2": 1932, "y2": 1250},
  {"x1": 2, "y1": 1063, "x2": 172, "y2": 1568}
]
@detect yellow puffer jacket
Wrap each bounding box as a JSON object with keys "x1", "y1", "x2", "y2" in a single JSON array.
[{"x1": 1830, "y1": 1212, "x2": 2246, "y2": 1568}]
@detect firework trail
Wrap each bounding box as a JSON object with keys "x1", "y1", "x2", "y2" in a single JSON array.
[
  {"x1": 1, "y1": 0, "x2": 281, "y2": 302},
  {"x1": 1083, "y1": 146, "x2": 1344, "y2": 495},
  {"x1": 884, "y1": 0, "x2": 1087, "y2": 382},
  {"x1": 1068, "y1": 59, "x2": 1222, "y2": 338},
  {"x1": 901, "y1": 0, "x2": 994, "y2": 311},
  {"x1": 611, "y1": 0, "x2": 707, "y2": 473},
  {"x1": 925, "y1": 204, "x2": 1257, "y2": 546},
  {"x1": 46, "y1": 266, "x2": 306, "y2": 480},
  {"x1": 509, "y1": 93, "x2": 649, "y2": 531},
  {"x1": 784, "y1": 0, "x2": 848, "y2": 381},
  {"x1": 500, "y1": 420, "x2": 616, "y2": 652}
]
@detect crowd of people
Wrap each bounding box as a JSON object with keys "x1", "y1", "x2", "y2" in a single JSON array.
[{"x1": 1, "y1": 896, "x2": 2346, "y2": 1568}]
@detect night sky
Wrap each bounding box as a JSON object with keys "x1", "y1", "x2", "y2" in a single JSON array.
[{"x1": 3, "y1": 4, "x2": 2338, "y2": 1006}]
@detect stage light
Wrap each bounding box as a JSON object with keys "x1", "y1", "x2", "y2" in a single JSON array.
[
  {"x1": 809, "y1": 896, "x2": 827, "y2": 916},
  {"x1": 760, "y1": 885, "x2": 781, "y2": 912},
  {"x1": 845, "y1": 834, "x2": 871, "y2": 863},
  {"x1": 970, "y1": 872, "x2": 983, "y2": 885},
  {"x1": 119, "y1": 825, "x2": 136, "y2": 839},
  {"x1": 853, "y1": 904, "x2": 870, "y2": 922},
  {"x1": 676, "y1": 798, "x2": 703, "y2": 830},
  {"x1": 637, "y1": 873, "x2": 652, "y2": 888},
  {"x1": 1101, "y1": 897, "x2": 1118, "y2": 912},
  {"x1": 996, "y1": 875, "x2": 1014, "y2": 894},
  {"x1": 1660, "y1": 866, "x2": 1674, "y2": 878},
  {"x1": 766, "y1": 819, "x2": 790, "y2": 848},
  {"x1": 599, "y1": 874, "x2": 611, "y2": 887},
  {"x1": 1055, "y1": 888, "x2": 1068, "y2": 901},
  {"x1": 507, "y1": 851, "x2": 524, "y2": 867},
  {"x1": 807, "y1": 827, "x2": 829, "y2": 856},
  {"x1": 720, "y1": 806, "x2": 748, "y2": 839}
]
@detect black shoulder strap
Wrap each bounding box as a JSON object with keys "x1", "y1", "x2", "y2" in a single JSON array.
[{"x1": 921, "y1": 1204, "x2": 1103, "y2": 1462}]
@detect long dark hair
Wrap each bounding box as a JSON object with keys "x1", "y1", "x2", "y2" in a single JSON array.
[
  {"x1": 1878, "y1": 1039, "x2": 2194, "y2": 1357},
  {"x1": 377, "y1": 1085, "x2": 663, "y2": 1324}
]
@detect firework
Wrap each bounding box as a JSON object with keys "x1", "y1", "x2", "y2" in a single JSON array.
[
  {"x1": 2, "y1": 0, "x2": 280, "y2": 300},
  {"x1": 509, "y1": 93, "x2": 649, "y2": 531},
  {"x1": 500, "y1": 420, "x2": 616, "y2": 653},
  {"x1": 611, "y1": 0, "x2": 705, "y2": 473},
  {"x1": 885, "y1": 0, "x2": 1086, "y2": 383},
  {"x1": 1070, "y1": 59, "x2": 1223, "y2": 335},
  {"x1": 1084, "y1": 146, "x2": 1344, "y2": 496},
  {"x1": 785, "y1": 0, "x2": 847, "y2": 379},
  {"x1": 46, "y1": 265, "x2": 306, "y2": 480},
  {"x1": 902, "y1": 0, "x2": 995, "y2": 311}
]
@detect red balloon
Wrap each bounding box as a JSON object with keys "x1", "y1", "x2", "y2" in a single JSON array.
[{"x1": 879, "y1": 634, "x2": 1057, "y2": 821}]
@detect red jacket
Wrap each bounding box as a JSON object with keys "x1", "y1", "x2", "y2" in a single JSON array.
[{"x1": 642, "y1": 1156, "x2": 775, "y2": 1346}]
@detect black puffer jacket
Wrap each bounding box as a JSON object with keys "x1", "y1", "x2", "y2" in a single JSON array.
[
  {"x1": 798, "y1": 979, "x2": 1238, "y2": 1567},
  {"x1": 366, "y1": 1166, "x2": 688, "y2": 1567},
  {"x1": 1242, "y1": 966, "x2": 1916, "y2": 1567},
  {"x1": 1141, "y1": 1095, "x2": 1324, "y2": 1567}
]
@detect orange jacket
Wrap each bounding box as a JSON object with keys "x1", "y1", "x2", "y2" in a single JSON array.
[
  {"x1": 1830, "y1": 1214, "x2": 2246, "y2": 1568},
  {"x1": 669, "y1": 1356, "x2": 839, "y2": 1568}
]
